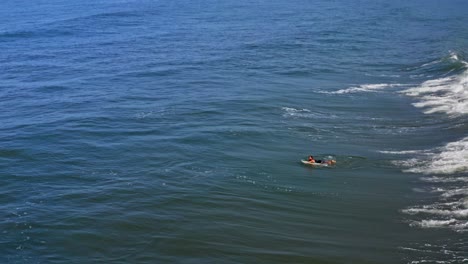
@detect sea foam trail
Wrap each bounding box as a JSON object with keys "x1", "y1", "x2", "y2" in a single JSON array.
[
  {"x1": 403, "y1": 207, "x2": 468, "y2": 218},
  {"x1": 410, "y1": 219, "x2": 468, "y2": 233},
  {"x1": 281, "y1": 107, "x2": 337, "y2": 119},
  {"x1": 324, "y1": 83, "x2": 403, "y2": 94},
  {"x1": 421, "y1": 176, "x2": 468, "y2": 183},
  {"x1": 378, "y1": 150, "x2": 430, "y2": 155}
]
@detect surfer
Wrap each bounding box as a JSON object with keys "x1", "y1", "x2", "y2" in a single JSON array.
[
  {"x1": 308, "y1": 155, "x2": 336, "y2": 165},
  {"x1": 308, "y1": 155, "x2": 322, "y2": 163}
]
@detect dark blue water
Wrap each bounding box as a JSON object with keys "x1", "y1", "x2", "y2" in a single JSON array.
[{"x1": 1, "y1": 0, "x2": 468, "y2": 263}]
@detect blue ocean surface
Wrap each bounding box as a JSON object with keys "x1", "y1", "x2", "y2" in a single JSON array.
[{"x1": 1, "y1": 0, "x2": 468, "y2": 263}]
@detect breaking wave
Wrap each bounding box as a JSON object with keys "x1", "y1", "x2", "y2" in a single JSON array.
[
  {"x1": 385, "y1": 52, "x2": 468, "y2": 235},
  {"x1": 402, "y1": 137, "x2": 468, "y2": 175},
  {"x1": 401, "y1": 52, "x2": 468, "y2": 117}
]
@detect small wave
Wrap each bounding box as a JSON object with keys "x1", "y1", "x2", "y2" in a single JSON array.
[
  {"x1": 418, "y1": 50, "x2": 460, "y2": 69},
  {"x1": 48, "y1": 10, "x2": 144, "y2": 26},
  {"x1": 324, "y1": 83, "x2": 404, "y2": 94},
  {"x1": 0, "y1": 30, "x2": 35, "y2": 39},
  {"x1": 364, "y1": 73, "x2": 401, "y2": 78},
  {"x1": 448, "y1": 50, "x2": 461, "y2": 62},
  {"x1": 281, "y1": 106, "x2": 311, "y2": 118},
  {"x1": 281, "y1": 107, "x2": 311, "y2": 113},
  {"x1": 408, "y1": 50, "x2": 466, "y2": 73},
  {"x1": 379, "y1": 149, "x2": 429, "y2": 155},
  {"x1": 0, "y1": 28, "x2": 73, "y2": 41},
  {"x1": 281, "y1": 107, "x2": 337, "y2": 119},
  {"x1": 420, "y1": 60, "x2": 441, "y2": 68}
]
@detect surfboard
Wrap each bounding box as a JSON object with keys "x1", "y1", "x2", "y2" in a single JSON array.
[{"x1": 301, "y1": 160, "x2": 330, "y2": 167}]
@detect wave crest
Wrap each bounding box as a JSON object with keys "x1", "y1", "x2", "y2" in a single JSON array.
[{"x1": 402, "y1": 52, "x2": 468, "y2": 117}]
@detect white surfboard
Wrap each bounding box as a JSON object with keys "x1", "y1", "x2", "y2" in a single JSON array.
[{"x1": 301, "y1": 160, "x2": 330, "y2": 167}]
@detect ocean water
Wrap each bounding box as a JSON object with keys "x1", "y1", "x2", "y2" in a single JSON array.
[{"x1": 1, "y1": 0, "x2": 467, "y2": 263}]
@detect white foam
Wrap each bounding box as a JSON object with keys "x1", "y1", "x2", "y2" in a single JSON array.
[
  {"x1": 453, "y1": 221, "x2": 468, "y2": 230},
  {"x1": 404, "y1": 183, "x2": 468, "y2": 231},
  {"x1": 409, "y1": 218, "x2": 468, "y2": 232},
  {"x1": 281, "y1": 107, "x2": 336, "y2": 119},
  {"x1": 403, "y1": 136, "x2": 468, "y2": 175},
  {"x1": 448, "y1": 50, "x2": 460, "y2": 62},
  {"x1": 392, "y1": 158, "x2": 421, "y2": 169},
  {"x1": 327, "y1": 83, "x2": 402, "y2": 94},
  {"x1": 409, "y1": 261, "x2": 448, "y2": 264},
  {"x1": 281, "y1": 107, "x2": 311, "y2": 118},
  {"x1": 421, "y1": 176, "x2": 468, "y2": 183},
  {"x1": 401, "y1": 70, "x2": 468, "y2": 116},
  {"x1": 441, "y1": 188, "x2": 468, "y2": 198},
  {"x1": 411, "y1": 219, "x2": 458, "y2": 228},
  {"x1": 402, "y1": 208, "x2": 468, "y2": 217},
  {"x1": 281, "y1": 107, "x2": 311, "y2": 113},
  {"x1": 379, "y1": 149, "x2": 429, "y2": 155}
]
